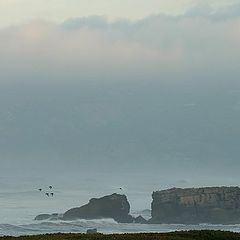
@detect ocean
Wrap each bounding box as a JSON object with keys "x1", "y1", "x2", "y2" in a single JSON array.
[{"x1": 1, "y1": 182, "x2": 240, "y2": 236}]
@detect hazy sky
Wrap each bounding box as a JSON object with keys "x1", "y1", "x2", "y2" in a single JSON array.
[
  {"x1": 0, "y1": 1, "x2": 240, "y2": 190},
  {"x1": 0, "y1": 0, "x2": 239, "y2": 28}
]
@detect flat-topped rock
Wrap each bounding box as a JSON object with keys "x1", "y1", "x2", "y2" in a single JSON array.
[{"x1": 150, "y1": 186, "x2": 240, "y2": 224}]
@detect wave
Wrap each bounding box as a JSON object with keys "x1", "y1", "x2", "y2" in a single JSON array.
[
  {"x1": 0, "y1": 224, "x2": 42, "y2": 236},
  {"x1": 2, "y1": 220, "x2": 240, "y2": 236},
  {"x1": 0, "y1": 219, "x2": 118, "y2": 236},
  {"x1": 26, "y1": 218, "x2": 118, "y2": 230}
]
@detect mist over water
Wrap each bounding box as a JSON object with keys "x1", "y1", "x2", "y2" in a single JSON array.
[
  {"x1": 0, "y1": 78, "x2": 240, "y2": 234},
  {"x1": 0, "y1": 79, "x2": 240, "y2": 183}
]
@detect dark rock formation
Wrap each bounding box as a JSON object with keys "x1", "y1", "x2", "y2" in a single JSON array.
[
  {"x1": 150, "y1": 187, "x2": 240, "y2": 224},
  {"x1": 63, "y1": 193, "x2": 134, "y2": 223},
  {"x1": 86, "y1": 228, "x2": 98, "y2": 234},
  {"x1": 134, "y1": 215, "x2": 148, "y2": 224},
  {"x1": 35, "y1": 214, "x2": 52, "y2": 221},
  {"x1": 35, "y1": 213, "x2": 62, "y2": 221}
]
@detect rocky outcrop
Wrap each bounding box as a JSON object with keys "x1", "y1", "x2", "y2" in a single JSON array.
[
  {"x1": 86, "y1": 228, "x2": 98, "y2": 234},
  {"x1": 134, "y1": 215, "x2": 148, "y2": 224},
  {"x1": 62, "y1": 193, "x2": 134, "y2": 223},
  {"x1": 34, "y1": 214, "x2": 52, "y2": 221},
  {"x1": 150, "y1": 187, "x2": 240, "y2": 224},
  {"x1": 34, "y1": 213, "x2": 62, "y2": 221}
]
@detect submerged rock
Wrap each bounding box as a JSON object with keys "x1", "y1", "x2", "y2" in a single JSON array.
[
  {"x1": 150, "y1": 186, "x2": 240, "y2": 224},
  {"x1": 35, "y1": 213, "x2": 62, "y2": 221},
  {"x1": 63, "y1": 193, "x2": 134, "y2": 223},
  {"x1": 134, "y1": 215, "x2": 148, "y2": 224},
  {"x1": 34, "y1": 214, "x2": 52, "y2": 221}
]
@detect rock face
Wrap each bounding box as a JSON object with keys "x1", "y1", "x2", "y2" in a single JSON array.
[
  {"x1": 63, "y1": 193, "x2": 134, "y2": 223},
  {"x1": 150, "y1": 187, "x2": 240, "y2": 224}
]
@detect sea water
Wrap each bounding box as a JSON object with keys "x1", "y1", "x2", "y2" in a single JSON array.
[{"x1": 1, "y1": 178, "x2": 240, "y2": 236}]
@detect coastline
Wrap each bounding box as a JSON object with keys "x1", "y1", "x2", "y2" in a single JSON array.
[{"x1": 1, "y1": 231, "x2": 240, "y2": 240}]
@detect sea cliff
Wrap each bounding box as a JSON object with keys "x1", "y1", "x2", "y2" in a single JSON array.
[{"x1": 150, "y1": 186, "x2": 240, "y2": 224}]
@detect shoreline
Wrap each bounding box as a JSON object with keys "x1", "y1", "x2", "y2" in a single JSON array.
[{"x1": 1, "y1": 231, "x2": 240, "y2": 240}]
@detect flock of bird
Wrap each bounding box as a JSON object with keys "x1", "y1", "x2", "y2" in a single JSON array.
[
  {"x1": 38, "y1": 186, "x2": 123, "y2": 198},
  {"x1": 38, "y1": 185, "x2": 54, "y2": 197}
]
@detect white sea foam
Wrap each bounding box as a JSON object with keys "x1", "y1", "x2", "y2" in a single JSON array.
[{"x1": 2, "y1": 220, "x2": 240, "y2": 236}]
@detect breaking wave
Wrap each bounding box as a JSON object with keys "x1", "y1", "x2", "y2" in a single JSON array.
[
  {"x1": 0, "y1": 219, "x2": 118, "y2": 236},
  {"x1": 2, "y1": 219, "x2": 240, "y2": 236}
]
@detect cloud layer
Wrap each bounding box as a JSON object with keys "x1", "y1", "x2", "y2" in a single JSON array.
[
  {"x1": 1, "y1": 3, "x2": 240, "y2": 83},
  {"x1": 1, "y1": 0, "x2": 235, "y2": 28}
]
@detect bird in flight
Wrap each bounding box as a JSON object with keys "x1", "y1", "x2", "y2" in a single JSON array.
[{"x1": 37, "y1": 186, "x2": 55, "y2": 198}]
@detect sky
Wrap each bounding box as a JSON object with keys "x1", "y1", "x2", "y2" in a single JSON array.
[
  {"x1": 0, "y1": 1, "x2": 240, "y2": 193},
  {"x1": 0, "y1": 0, "x2": 239, "y2": 28}
]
